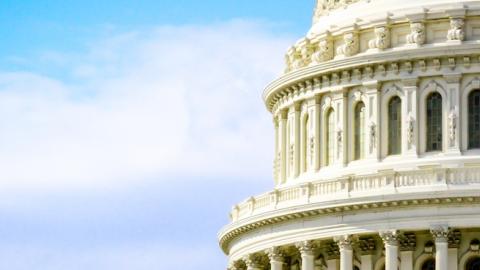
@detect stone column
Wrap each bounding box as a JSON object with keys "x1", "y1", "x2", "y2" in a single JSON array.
[
  {"x1": 444, "y1": 74, "x2": 462, "y2": 154},
  {"x1": 244, "y1": 254, "x2": 264, "y2": 270},
  {"x1": 266, "y1": 247, "x2": 284, "y2": 270},
  {"x1": 332, "y1": 90, "x2": 347, "y2": 166},
  {"x1": 380, "y1": 230, "x2": 399, "y2": 270},
  {"x1": 297, "y1": 241, "x2": 315, "y2": 270},
  {"x1": 402, "y1": 78, "x2": 418, "y2": 156},
  {"x1": 359, "y1": 237, "x2": 376, "y2": 270},
  {"x1": 431, "y1": 226, "x2": 450, "y2": 270},
  {"x1": 278, "y1": 110, "x2": 288, "y2": 184},
  {"x1": 335, "y1": 235, "x2": 353, "y2": 270}
]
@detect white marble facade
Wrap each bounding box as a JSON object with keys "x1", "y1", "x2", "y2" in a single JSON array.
[{"x1": 219, "y1": 1, "x2": 480, "y2": 270}]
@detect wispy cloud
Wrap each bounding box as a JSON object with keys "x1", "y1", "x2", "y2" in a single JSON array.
[{"x1": 0, "y1": 20, "x2": 293, "y2": 190}]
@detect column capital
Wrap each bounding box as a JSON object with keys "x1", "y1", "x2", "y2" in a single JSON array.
[
  {"x1": 334, "y1": 235, "x2": 353, "y2": 250},
  {"x1": 431, "y1": 226, "x2": 450, "y2": 243},
  {"x1": 229, "y1": 260, "x2": 246, "y2": 270},
  {"x1": 380, "y1": 230, "x2": 400, "y2": 246},
  {"x1": 243, "y1": 254, "x2": 264, "y2": 269},
  {"x1": 265, "y1": 246, "x2": 284, "y2": 262},
  {"x1": 296, "y1": 240, "x2": 315, "y2": 255}
]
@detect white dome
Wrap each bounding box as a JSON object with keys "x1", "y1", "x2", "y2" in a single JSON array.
[{"x1": 220, "y1": 1, "x2": 480, "y2": 270}]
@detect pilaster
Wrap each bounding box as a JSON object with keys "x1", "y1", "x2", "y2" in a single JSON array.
[
  {"x1": 278, "y1": 110, "x2": 288, "y2": 184},
  {"x1": 364, "y1": 81, "x2": 381, "y2": 161},
  {"x1": 314, "y1": 94, "x2": 322, "y2": 171},
  {"x1": 402, "y1": 78, "x2": 418, "y2": 156},
  {"x1": 444, "y1": 73, "x2": 462, "y2": 155},
  {"x1": 359, "y1": 237, "x2": 376, "y2": 270},
  {"x1": 399, "y1": 233, "x2": 416, "y2": 270},
  {"x1": 294, "y1": 102, "x2": 301, "y2": 177}
]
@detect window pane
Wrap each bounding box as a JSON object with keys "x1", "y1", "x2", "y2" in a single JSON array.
[
  {"x1": 426, "y1": 92, "x2": 442, "y2": 152},
  {"x1": 469, "y1": 90, "x2": 480, "y2": 149},
  {"x1": 388, "y1": 96, "x2": 402, "y2": 155},
  {"x1": 354, "y1": 102, "x2": 365, "y2": 160}
]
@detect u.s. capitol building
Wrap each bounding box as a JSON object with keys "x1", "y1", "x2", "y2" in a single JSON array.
[{"x1": 218, "y1": 0, "x2": 480, "y2": 269}]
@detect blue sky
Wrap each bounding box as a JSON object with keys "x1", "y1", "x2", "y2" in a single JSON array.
[{"x1": 0, "y1": 1, "x2": 313, "y2": 269}]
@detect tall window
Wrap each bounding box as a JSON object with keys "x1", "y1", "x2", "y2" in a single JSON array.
[
  {"x1": 469, "y1": 90, "x2": 480, "y2": 149},
  {"x1": 354, "y1": 102, "x2": 365, "y2": 160},
  {"x1": 388, "y1": 96, "x2": 402, "y2": 155},
  {"x1": 426, "y1": 92, "x2": 443, "y2": 151},
  {"x1": 326, "y1": 109, "x2": 335, "y2": 166}
]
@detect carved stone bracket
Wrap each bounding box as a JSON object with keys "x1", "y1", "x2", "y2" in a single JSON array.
[
  {"x1": 325, "y1": 241, "x2": 340, "y2": 259},
  {"x1": 369, "y1": 26, "x2": 390, "y2": 50},
  {"x1": 447, "y1": 18, "x2": 465, "y2": 41},
  {"x1": 407, "y1": 22, "x2": 425, "y2": 46},
  {"x1": 337, "y1": 32, "x2": 359, "y2": 57},
  {"x1": 399, "y1": 233, "x2": 417, "y2": 251},
  {"x1": 359, "y1": 237, "x2": 376, "y2": 255},
  {"x1": 448, "y1": 229, "x2": 461, "y2": 248}
]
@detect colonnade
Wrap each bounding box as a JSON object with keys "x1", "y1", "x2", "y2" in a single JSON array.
[{"x1": 230, "y1": 227, "x2": 458, "y2": 270}]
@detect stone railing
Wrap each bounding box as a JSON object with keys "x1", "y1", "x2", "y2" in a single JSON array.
[{"x1": 229, "y1": 167, "x2": 480, "y2": 222}]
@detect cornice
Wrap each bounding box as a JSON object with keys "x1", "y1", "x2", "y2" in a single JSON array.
[
  {"x1": 264, "y1": 44, "x2": 480, "y2": 113},
  {"x1": 219, "y1": 195, "x2": 480, "y2": 254}
]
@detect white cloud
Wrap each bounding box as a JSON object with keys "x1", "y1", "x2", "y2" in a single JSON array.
[{"x1": 0, "y1": 20, "x2": 293, "y2": 190}]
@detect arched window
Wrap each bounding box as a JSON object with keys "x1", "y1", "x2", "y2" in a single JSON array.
[
  {"x1": 466, "y1": 256, "x2": 480, "y2": 270},
  {"x1": 303, "y1": 114, "x2": 309, "y2": 172},
  {"x1": 354, "y1": 102, "x2": 366, "y2": 160},
  {"x1": 421, "y1": 258, "x2": 435, "y2": 270},
  {"x1": 326, "y1": 109, "x2": 335, "y2": 166},
  {"x1": 388, "y1": 96, "x2": 402, "y2": 155},
  {"x1": 426, "y1": 92, "x2": 443, "y2": 151},
  {"x1": 469, "y1": 90, "x2": 480, "y2": 149}
]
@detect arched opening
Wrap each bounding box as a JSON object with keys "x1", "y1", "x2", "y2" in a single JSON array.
[
  {"x1": 426, "y1": 92, "x2": 443, "y2": 152},
  {"x1": 469, "y1": 90, "x2": 480, "y2": 149},
  {"x1": 466, "y1": 256, "x2": 480, "y2": 270},
  {"x1": 388, "y1": 96, "x2": 402, "y2": 155},
  {"x1": 421, "y1": 258, "x2": 435, "y2": 270},
  {"x1": 354, "y1": 101, "x2": 366, "y2": 160},
  {"x1": 326, "y1": 108, "x2": 335, "y2": 166}
]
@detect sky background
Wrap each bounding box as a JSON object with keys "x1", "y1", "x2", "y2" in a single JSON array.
[{"x1": 0, "y1": 1, "x2": 314, "y2": 269}]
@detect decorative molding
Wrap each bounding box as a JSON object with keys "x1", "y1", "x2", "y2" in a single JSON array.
[{"x1": 219, "y1": 196, "x2": 480, "y2": 253}]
